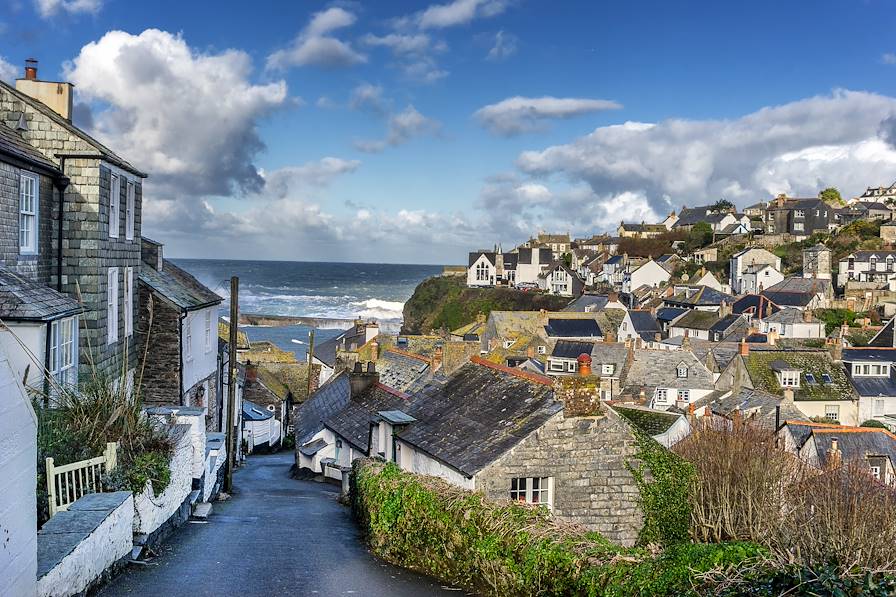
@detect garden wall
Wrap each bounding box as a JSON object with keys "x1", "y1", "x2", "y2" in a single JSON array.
[{"x1": 133, "y1": 424, "x2": 193, "y2": 542}]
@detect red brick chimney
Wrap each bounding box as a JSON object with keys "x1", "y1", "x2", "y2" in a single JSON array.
[
  {"x1": 24, "y1": 58, "x2": 38, "y2": 80},
  {"x1": 577, "y1": 353, "x2": 592, "y2": 376},
  {"x1": 739, "y1": 339, "x2": 750, "y2": 356},
  {"x1": 245, "y1": 360, "x2": 258, "y2": 382}
]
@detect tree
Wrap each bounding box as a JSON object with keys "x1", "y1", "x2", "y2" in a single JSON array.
[
  {"x1": 710, "y1": 199, "x2": 734, "y2": 213},
  {"x1": 820, "y1": 187, "x2": 844, "y2": 206},
  {"x1": 685, "y1": 221, "x2": 713, "y2": 251}
]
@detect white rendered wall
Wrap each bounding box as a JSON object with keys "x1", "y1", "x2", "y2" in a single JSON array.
[
  {"x1": 0, "y1": 346, "x2": 38, "y2": 597},
  {"x1": 182, "y1": 306, "x2": 219, "y2": 395},
  {"x1": 0, "y1": 323, "x2": 45, "y2": 388},
  {"x1": 133, "y1": 425, "x2": 192, "y2": 535}
]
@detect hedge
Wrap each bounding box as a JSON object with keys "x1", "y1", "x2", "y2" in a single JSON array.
[{"x1": 351, "y1": 459, "x2": 766, "y2": 596}]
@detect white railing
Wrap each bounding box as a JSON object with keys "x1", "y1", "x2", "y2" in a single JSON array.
[{"x1": 46, "y1": 442, "x2": 118, "y2": 518}]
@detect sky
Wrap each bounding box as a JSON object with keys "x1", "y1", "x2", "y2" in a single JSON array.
[{"x1": 3, "y1": 0, "x2": 896, "y2": 264}]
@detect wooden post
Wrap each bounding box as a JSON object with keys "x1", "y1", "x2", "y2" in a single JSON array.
[
  {"x1": 104, "y1": 442, "x2": 118, "y2": 472},
  {"x1": 306, "y1": 329, "x2": 315, "y2": 398},
  {"x1": 46, "y1": 457, "x2": 57, "y2": 518},
  {"x1": 225, "y1": 276, "x2": 239, "y2": 493}
]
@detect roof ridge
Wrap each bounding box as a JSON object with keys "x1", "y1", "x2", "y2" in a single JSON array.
[
  {"x1": 385, "y1": 347, "x2": 431, "y2": 363},
  {"x1": 375, "y1": 382, "x2": 412, "y2": 400},
  {"x1": 813, "y1": 427, "x2": 896, "y2": 441},
  {"x1": 469, "y1": 355, "x2": 553, "y2": 386}
]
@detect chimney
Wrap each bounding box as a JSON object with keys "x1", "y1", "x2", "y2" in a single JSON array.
[
  {"x1": 782, "y1": 387, "x2": 794, "y2": 401},
  {"x1": 526, "y1": 346, "x2": 535, "y2": 358},
  {"x1": 828, "y1": 438, "x2": 842, "y2": 469},
  {"x1": 577, "y1": 353, "x2": 592, "y2": 376},
  {"x1": 432, "y1": 345, "x2": 443, "y2": 371},
  {"x1": 245, "y1": 360, "x2": 258, "y2": 383},
  {"x1": 802, "y1": 309, "x2": 812, "y2": 323},
  {"x1": 369, "y1": 340, "x2": 379, "y2": 362},
  {"x1": 608, "y1": 291, "x2": 619, "y2": 303},
  {"x1": 604, "y1": 329, "x2": 616, "y2": 343},
  {"x1": 349, "y1": 361, "x2": 379, "y2": 399},
  {"x1": 15, "y1": 59, "x2": 74, "y2": 121},
  {"x1": 654, "y1": 332, "x2": 661, "y2": 343},
  {"x1": 832, "y1": 341, "x2": 843, "y2": 362},
  {"x1": 767, "y1": 329, "x2": 779, "y2": 346},
  {"x1": 719, "y1": 300, "x2": 730, "y2": 318},
  {"x1": 739, "y1": 339, "x2": 750, "y2": 356},
  {"x1": 476, "y1": 312, "x2": 486, "y2": 324}
]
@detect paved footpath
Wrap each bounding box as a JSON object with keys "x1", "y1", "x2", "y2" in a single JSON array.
[{"x1": 98, "y1": 451, "x2": 463, "y2": 596}]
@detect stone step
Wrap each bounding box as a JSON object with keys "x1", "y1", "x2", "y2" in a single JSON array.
[{"x1": 192, "y1": 502, "x2": 213, "y2": 519}]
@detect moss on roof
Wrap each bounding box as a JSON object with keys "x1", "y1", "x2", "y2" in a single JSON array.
[
  {"x1": 674, "y1": 310, "x2": 719, "y2": 330},
  {"x1": 614, "y1": 406, "x2": 682, "y2": 436},
  {"x1": 744, "y1": 350, "x2": 854, "y2": 401},
  {"x1": 218, "y1": 321, "x2": 249, "y2": 350}
]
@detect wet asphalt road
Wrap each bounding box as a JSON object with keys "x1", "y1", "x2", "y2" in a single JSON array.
[{"x1": 98, "y1": 451, "x2": 462, "y2": 596}]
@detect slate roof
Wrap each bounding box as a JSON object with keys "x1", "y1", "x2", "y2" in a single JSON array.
[
  {"x1": 544, "y1": 318, "x2": 602, "y2": 338},
  {"x1": 562, "y1": 294, "x2": 608, "y2": 312},
  {"x1": 656, "y1": 307, "x2": 688, "y2": 323},
  {"x1": 743, "y1": 349, "x2": 855, "y2": 401},
  {"x1": 693, "y1": 387, "x2": 806, "y2": 428},
  {"x1": 868, "y1": 318, "x2": 896, "y2": 348},
  {"x1": 324, "y1": 383, "x2": 411, "y2": 452},
  {"x1": 624, "y1": 349, "x2": 715, "y2": 392},
  {"x1": 293, "y1": 371, "x2": 350, "y2": 444},
  {"x1": 665, "y1": 285, "x2": 735, "y2": 308},
  {"x1": 0, "y1": 122, "x2": 63, "y2": 175},
  {"x1": 765, "y1": 308, "x2": 817, "y2": 325},
  {"x1": 396, "y1": 360, "x2": 559, "y2": 477},
  {"x1": 468, "y1": 251, "x2": 496, "y2": 267},
  {"x1": 139, "y1": 258, "x2": 222, "y2": 312},
  {"x1": 761, "y1": 278, "x2": 831, "y2": 308},
  {"x1": 846, "y1": 251, "x2": 896, "y2": 262},
  {"x1": 732, "y1": 294, "x2": 781, "y2": 317},
  {"x1": 314, "y1": 327, "x2": 369, "y2": 368},
  {"x1": 376, "y1": 349, "x2": 431, "y2": 392},
  {"x1": 298, "y1": 438, "x2": 327, "y2": 456},
  {"x1": 0, "y1": 79, "x2": 145, "y2": 177},
  {"x1": 551, "y1": 340, "x2": 595, "y2": 359},
  {"x1": 841, "y1": 349, "x2": 896, "y2": 397},
  {"x1": 843, "y1": 348, "x2": 896, "y2": 362},
  {"x1": 628, "y1": 311, "x2": 661, "y2": 339},
  {"x1": 613, "y1": 405, "x2": 683, "y2": 436},
  {"x1": 606, "y1": 255, "x2": 624, "y2": 265},
  {"x1": 242, "y1": 400, "x2": 273, "y2": 421},
  {"x1": 0, "y1": 267, "x2": 82, "y2": 321},
  {"x1": 516, "y1": 247, "x2": 553, "y2": 265},
  {"x1": 590, "y1": 343, "x2": 629, "y2": 375},
  {"x1": 812, "y1": 428, "x2": 896, "y2": 469},
  {"x1": 502, "y1": 252, "x2": 518, "y2": 269},
  {"x1": 674, "y1": 205, "x2": 720, "y2": 227},
  {"x1": 672, "y1": 309, "x2": 719, "y2": 331},
  {"x1": 709, "y1": 314, "x2": 747, "y2": 336}
]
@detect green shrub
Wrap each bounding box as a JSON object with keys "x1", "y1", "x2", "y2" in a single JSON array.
[
  {"x1": 351, "y1": 459, "x2": 765, "y2": 596},
  {"x1": 121, "y1": 451, "x2": 172, "y2": 494},
  {"x1": 861, "y1": 419, "x2": 888, "y2": 429}
]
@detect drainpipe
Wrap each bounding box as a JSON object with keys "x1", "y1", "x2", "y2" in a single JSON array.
[
  {"x1": 43, "y1": 321, "x2": 52, "y2": 405},
  {"x1": 179, "y1": 311, "x2": 186, "y2": 405},
  {"x1": 54, "y1": 156, "x2": 70, "y2": 293}
]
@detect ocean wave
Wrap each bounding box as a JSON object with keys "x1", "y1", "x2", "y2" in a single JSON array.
[{"x1": 350, "y1": 299, "x2": 405, "y2": 321}]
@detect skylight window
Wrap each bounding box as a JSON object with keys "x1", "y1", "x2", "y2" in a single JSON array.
[
  {"x1": 821, "y1": 373, "x2": 833, "y2": 384},
  {"x1": 805, "y1": 373, "x2": 817, "y2": 385}
]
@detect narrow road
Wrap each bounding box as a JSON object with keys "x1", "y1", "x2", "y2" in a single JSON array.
[{"x1": 99, "y1": 451, "x2": 462, "y2": 596}]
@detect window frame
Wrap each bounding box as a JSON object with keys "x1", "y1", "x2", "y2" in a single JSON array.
[
  {"x1": 50, "y1": 315, "x2": 78, "y2": 387},
  {"x1": 19, "y1": 172, "x2": 39, "y2": 255},
  {"x1": 107, "y1": 268, "x2": 119, "y2": 344},
  {"x1": 510, "y1": 476, "x2": 553, "y2": 509},
  {"x1": 602, "y1": 363, "x2": 615, "y2": 375},
  {"x1": 655, "y1": 388, "x2": 668, "y2": 403},
  {"x1": 824, "y1": 404, "x2": 840, "y2": 421},
  {"x1": 205, "y1": 309, "x2": 212, "y2": 352},
  {"x1": 185, "y1": 313, "x2": 193, "y2": 362},
  {"x1": 126, "y1": 181, "x2": 135, "y2": 241},
  {"x1": 124, "y1": 267, "x2": 133, "y2": 338},
  {"x1": 109, "y1": 173, "x2": 121, "y2": 239}
]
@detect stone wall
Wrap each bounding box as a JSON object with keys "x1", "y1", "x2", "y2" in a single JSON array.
[
  {"x1": 0, "y1": 159, "x2": 55, "y2": 282},
  {"x1": 475, "y1": 408, "x2": 645, "y2": 547},
  {"x1": 133, "y1": 424, "x2": 193, "y2": 538},
  {"x1": 36, "y1": 492, "x2": 133, "y2": 597},
  {"x1": 137, "y1": 288, "x2": 181, "y2": 406}
]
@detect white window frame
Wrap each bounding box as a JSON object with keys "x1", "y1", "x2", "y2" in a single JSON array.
[
  {"x1": 537, "y1": 345, "x2": 546, "y2": 355},
  {"x1": 549, "y1": 360, "x2": 564, "y2": 372},
  {"x1": 109, "y1": 173, "x2": 120, "y2": 239},
  {"x1": 126, "y1": 181, "x2": 135, "y2": 240},
  {"x1": 676, "y1": 364, "x2": 688, "y2": 378},
  {"x1": 793, "y1": 222, "x2": 804, "y2": 232},
  {"x1": 510, "y1": 477, "x2": 553, "y2": 509},
  {"x1": 602, "y1": 363, "x2": 615, "y2": 375},
  {"x1": 679, "y1": 389, "x2": 690, "y2": 402},
  {"x1": 655, "y1": 388, "x2": 668, "y2": 403},
  {"x1": 107, "y1": 268, "x2": 119, "y2": 344},
  {"x1": 205, "y1": 309, "x2": 212, "y2": 352},
  {"x1": 476, "y1": 261, "x2": 490, "y2": 282},
  {"x1": 185, "y1": 313, "x2": 193, "y2": 362},
  {"x1": 124, "y1": 267, "x2": 133, "y2": 338},
  {"x1": 870, "y1": 465, "x2": 881, "y2": 480},
  {"x1": 50, "y1": 316, "x2": 78, "y2": 387},
  {"x1": 824, "y1": 404, "x2": 840, "y2": 421},
  {"x1": 779, "y1": 370, "x2": 800, "y2": 387},
  {"x1": 19, "y1": 172, "x2": 38, "y2": 255},
  {"x1": 566, "y1": 360, "x2": 577, "y2": 373},
  {"x1": 503, "y1": 339, "x2": 514, "y2": 349}
]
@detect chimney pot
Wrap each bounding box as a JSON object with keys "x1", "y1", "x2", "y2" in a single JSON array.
[
  {"x1": 353, "y1": 362, "x2": 363, "y2": 374},
  {"x1": 577, "y1": 353, "x2": 592, "y2": 376},
  {"x1": 24, "y1": 59, "x2": 38, "y2": 80},
  {"x1": 366, "y1": 362, "x2": 376, "y2": 374}
]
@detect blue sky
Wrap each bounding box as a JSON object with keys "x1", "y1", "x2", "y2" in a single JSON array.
[{"x1": 3, "y1": 0, "x2": 896, "y2": 263}]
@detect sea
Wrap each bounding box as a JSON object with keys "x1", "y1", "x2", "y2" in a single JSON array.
[{"x1": 173, "y1": 259, "x2": 443, "y2": 360}]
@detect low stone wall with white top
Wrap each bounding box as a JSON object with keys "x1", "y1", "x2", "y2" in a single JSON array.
[
  {"x1": 36, "y1": 492, "x2": 133, "y2": 597},
  {"x1": 133, "y1": 423, "x2": 193, "y2": 542}
]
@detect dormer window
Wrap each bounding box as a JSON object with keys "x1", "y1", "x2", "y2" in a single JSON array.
[
  {"x1": 795, "y1": 209, "x2": 805, "y2": 218},
  {"x1": 602, "y1": 363, "x2": 615, "y2": 375},
  {"x1": 852, "y1": 362, "x2": 890, "y2": 377},
  {"x1": 779, "y1": 370, "x2": 800, "y2": 387},
  {"x1": 676, "y1": 363, "x2": 688, "y2": 378}
]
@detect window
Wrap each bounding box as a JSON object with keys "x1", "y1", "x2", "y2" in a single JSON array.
[
  {"x1": 848, "y1": 257, "x2": 855, "y2": 270},
  {"x1": 679, "y1": 389, "x2": 690, "y2": 402},
  {"x1": 125, "y1": 181, "x2": 135, "y2": 240},
  {"x1": 185, "y1": 314, "x2": 193, "y2": 362},
  {"x1": 871, "y1": 257, "x2": 878, "y2": 271},
  {"x1": 888, "y1": 257, "x2": 894, "y2": 272},
  {"x1": 874, "y1": 399, "x2": 885, "y2": 416},
  {"x1": 870, "y1": 465, "x2": 881, "y2": 480},
  {"x1": 107, "y1": 268, "x2": 119, "y2": 344},
  {"x1": 510, "y1": 477, "x2": 552, "y2": 508},
  {"x1": 124, "y1": 267, "x2": 133, "y2": 338},
  {"x1": 676, "y1": 364, "x2": 688, "y2": 378},
  {"x1": 602, "y1": 363, "x2": 615, "y2": 375},
  {"x1": 475, "y1": 261, "x2": 490, "y2": 282},
  {"x1": 537, "y1": 345, "x2": 546, "y2": 355},
  {"x1": 19, "y1": 172, "x2": 38, "y2": 254},
  {"x1": 335, "y1": 439, "x2": 342, "y2": 460},
  {"x1": 779, "y1": 370, "x2": 800, "y2": 387},
  {"x1": 503, "y1": 339, "x2": 515, "y2": 349},
  {"x1": 795, "y1": 209, "x2": 805, "y2": 218},
  {"x1": 549, "y1": 360, "x2": 564, "y2": 372},
  {"x1": 656, "y1": 388, "x2": 668, "y2": 403},
  {"x1": 793, "y1": 222, "x2": 804, "y2": 232},
  {"x1": 825, "y1": 404, "x2": 840, "y2": 422},
  {"x1": 50, "y1": 316, "x2": 78, "y2": 387},
  {"x1": 205, "y1": 310, "x2": 212, "y2": 352},
  {"x1": 567, "y1": 360, "x2": 577, "y2": 373},
  {"x1": 109, "y1": 173, "x2": 120, "y2": 238}
]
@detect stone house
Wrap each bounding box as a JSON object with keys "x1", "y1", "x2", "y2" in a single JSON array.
[
  {"x1": 621, "y1": 258, "x2": 670, "y2": 295},
  {"x1": 729, "y1": 247, "x2": 781, "y2": 295},
  {"x1": 623, "y1": 348, "x2": 716, "y2": 410},
  {"x1": 0, "y1": 122, "x2": 83, "y2": 391},
  {"x1": 137, "y1": 238, "x2": 223, "y2": 430},
  {"x1": 760, "y1": 277, "x2": 832, "y2": 310},
  {"x1": 763, "y1": 195, "x2": 832, "y2": 237},
  {"x1": 0, "y1": 63, "x2": 146, "y2": 381}
]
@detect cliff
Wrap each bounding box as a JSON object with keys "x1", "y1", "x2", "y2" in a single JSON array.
[{"x1": 401, "y1": 276, "x2": 571, "y2": 334}]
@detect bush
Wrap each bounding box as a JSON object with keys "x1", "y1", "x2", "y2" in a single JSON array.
[
  {"x1": 119, "y1": 451, "x2": 172, "y2": 494},
  {"x1": 861, "y1": 419, "x2": 888, "y2": 429},
  {"x1": 351, "y1": 459, "x2": 766, "y2": 596}
]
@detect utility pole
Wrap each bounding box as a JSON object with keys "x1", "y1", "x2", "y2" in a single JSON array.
[
  {"x1": 224, "y1": 276, "x2": 239, "y2": 494},
  {"x1": 306, "y1": 329, "x2": 315, "y2": 398}
]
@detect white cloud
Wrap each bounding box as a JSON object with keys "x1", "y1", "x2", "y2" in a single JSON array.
[
  {"x1": 354, "y1": 105, "x2": 441, "y2": 153},
  {"x1": 35, "y1": 0, "x2": 102, "y2": 17},
  {"x1": 64, "y1": 29, "x2": 288, "y2": 197},
  {"x1": 361, "y1": 33, "x2": 433, "y2": 54},
  {"x1": 475, "y1": 96, "x2": 623, "y2": 135},
  {"x1": 883, "y1": 53, "x2": 896, "y2": 65},
  {"x1": 316, "y1": 95, "x2": 337, "y2": 109},
  {"x1": 415, "y1": 0, "x2": 509, "y2": 29},
  {"x1": 0, "y1": 57, "x2": 17, "y2": 83},
  {"x1": 266, "y1": 7, "x2": 366, "y2": 70},
  {"x1": 486, "y1": 30, "x2": 517, "y2": 61},
  {"x1": 349, "y1": 82, "x2": 388, "y2": 113},
  {"x1": 511, "y1": 90, "x2": 896, "y2": 224},
  {"x1": 361, "y1": 31, "x2": 448, "y2": 83}
]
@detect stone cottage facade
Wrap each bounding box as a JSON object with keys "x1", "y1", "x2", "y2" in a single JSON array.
[{"x1": 0, "y1": 65, "x2": 146, "y2": 381}]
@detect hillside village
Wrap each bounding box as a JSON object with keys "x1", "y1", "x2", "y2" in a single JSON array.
[{"x1": 5, "y1": 56, "x2": 896, "y2": 596}]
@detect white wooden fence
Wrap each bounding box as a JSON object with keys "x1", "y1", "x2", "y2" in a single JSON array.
[{"x1": 46, "y1": 442, "x2": 118, "y2": 518}]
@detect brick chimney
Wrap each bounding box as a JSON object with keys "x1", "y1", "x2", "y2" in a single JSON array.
[
  {"x1": 782, "y1": 388, "x2": 794, "y2": 401},
  {"x1": 369, "y1": 339, "x2": 379, "y2": 362},
  {"x1": 432, "y1": 345, "x2": 443, "y2": 371},
  {"x1": 577, "y1": 353, "x2": 592, "y2": 376},
  {"x1": 828, "y1": 437, "x2": 842, "y2": 469},
  {"x1": 245, "y1": 360, "x2": 258, "y2": 382},
  {"x1": 554, "y1": 376, "x2": 602, "y2": 417},
  {"x1": 719, "y1": 300, "x2": 730, "y2": 318},
  {"x1": 739, "y1": 339, "x2": 750, "y2": 356},
  {"x1": 349, "y1": 361, "x2": 379, "y2": 400},
  {"x1": 802, "y1": 309, "x2": 812, "y2": 323},
  {"x1": 15, "y1": 59, "x2": 74, "y2": 121}
]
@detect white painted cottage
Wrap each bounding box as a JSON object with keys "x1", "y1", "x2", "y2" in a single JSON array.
[
  {"x1": 621, "y1": 259, "x2": 670, "y2": 294},
  {"x1": 729, "y1": 247, "x2": 782, "y2": 295}
]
